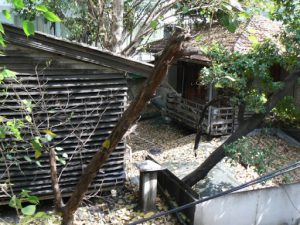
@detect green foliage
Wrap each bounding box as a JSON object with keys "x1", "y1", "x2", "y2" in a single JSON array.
[
  {"x1": 9, "y1": 190, "x2": 50, "y2": 224},
  {"x1": 0, "y1": 0, "x2": 61, "y2": 43},
  {"x1": 271, "y1": 0, "x2": 300, "y2": 70},
  {"x1": 150, "y1": 20, "x2": 158, "y2": 30},
  {"x1": 199, "y1": 39, "x2": 295, "y2": 113},
  {"x1": 6, "y1": 119, "x2": 24, "y2": 140},
  {"x1": 9, "y1": 189, "x2": 39, "y2": 214},
  {"x1": 217, "y1": 11, "x2": 239, "y2": 33},
  {"x1": 0, "y1": 68, "x2": 16, "y2": 83},
  {"x1": 273, "y1": 96, "x2": 300, "y2": 122},
  {"x1": 12, "y1": 0, "x2": 25, "y2": 9},
  {"x1": 43, "y1": 11, "x2": 61, "y2": 22},
  {"x1": 2, "y1": 9, "x2": 12, "y2": 20},
  {"x1": 224, "y1": 137, "x2": 275, "y2": 174},
  {"x1": 22, "y1": 20, "x2": 35, "y2": 36}
]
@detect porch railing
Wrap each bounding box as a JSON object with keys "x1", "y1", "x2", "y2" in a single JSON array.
[{"x1": 166, "y1": 93, "x2": 235, "y2": 136}]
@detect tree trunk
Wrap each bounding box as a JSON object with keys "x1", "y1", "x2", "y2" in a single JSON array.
[
  {"x1": 61, "y1": 29, "x2": 190, "y2": 225},
  {"x1": 110, "y1": 0, "x2": 124, "y2": 53},
  {"x1": 49, "y1": 148, "x2": 63, "y2": 212},
  {"x1": 182, "y1": 70, "x2": 299, "y2": 186}
]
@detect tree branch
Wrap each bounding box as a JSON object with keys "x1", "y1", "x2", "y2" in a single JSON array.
[
  {"x1": 49, "y1": 148, "x2": 64, "y2": 212},
  {"x1": 182, "y1": 69, "x2": 299, "y2": 186}
]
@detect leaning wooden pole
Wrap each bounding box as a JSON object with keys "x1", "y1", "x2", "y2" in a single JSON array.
[{"x1": 61, "y1": 29, "x2": 190, "y2": 225}]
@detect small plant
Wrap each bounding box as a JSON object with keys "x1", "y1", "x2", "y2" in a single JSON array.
[
  {"x1": 9, "y1": 190, "x2": 39, "y2": 216},
  {"x1": 9, "y1": 190, "x2": 49, "y2": 224},
  {"x1": 272, "y1": 96, "x2": 300, "y2": 124},
  {"x1": 224, "y1": 137, "x2": 275, "y2": 174}
]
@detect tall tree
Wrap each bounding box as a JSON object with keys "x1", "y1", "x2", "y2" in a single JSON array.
[
  {"x1": 44, "y1": 0, "x2": 243, "y2": 56},
  {"x1": 2, "y1": 1, "x2": 299, "y2": 224}
]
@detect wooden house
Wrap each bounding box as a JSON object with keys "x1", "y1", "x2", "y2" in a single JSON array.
[
  {"x1": 0, "y1": 24, "x2": 153, "y2": 203},
  {"x1": 149, "y1": 16, "x2": 287, "y2": 136}
]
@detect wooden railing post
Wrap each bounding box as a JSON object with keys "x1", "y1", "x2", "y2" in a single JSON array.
[{"x1": 136, "y1": 160, "x2": 164, "y2": 212}]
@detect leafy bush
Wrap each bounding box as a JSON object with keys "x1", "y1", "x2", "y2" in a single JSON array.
[
  {"x1": 272, "y1": 96, "x2": 300, "y2": 123},
  {"x1": 224, "y1": 136, "x2": 275, "y2": 174}
]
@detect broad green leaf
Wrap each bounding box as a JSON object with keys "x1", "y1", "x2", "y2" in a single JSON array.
[
  {"x1": 260, "y1": 93, "x2": 267, "y2": 104},
  {"x1": 34, "y1": 150, "x2": 42, "y2": 159},
  {"x1": 6, "y1": 154, "x2": 13, "y2": 160},
  {"x1": 218, "y1": 12, "x2": 230, "y2": 27},
  {"x1": 55, "y1": 147, "x2": 63, "y2": 151},
  {"x1": 238, "y1": 12, "x2": 250, "y2": 19},
  {"x1": 42, "y1": 129, "x2": 57, "y2": 136},
  {"x1": 2, "y1": 10, "x2": 11, "y2": 20},
  {"x1": 41, "y1": 134, "x2": 53, "y2": 143},
  {"x1": 22, "y1": 100, "x2": 33, "y2": 113},
  {"x1": 31, "y1": 138, "x2": 42, "y2": 152},
  {"x1": 225, "y1": 75, "x2": 236, "y2": 81},
  {"x1": 0, "y1": 116, "x2": 5, "y2": 122},
  {"x1": 248, "y1": 35, "x2": 259, "y2": 45},
  {"x1": 102, "y1": 139, "x2": 110, "y2": 149},
  {"x1": 0, "y1": 34, "x2": 5, "y2": 47},
  {"x1": 34, "y1": 212, "x2": 48, "y2": 219},
  {"x1": 150, "y1": 20, "x2": 158, "y2": 30},
  {"x1": 12, "y1": 0, "x2": 25, "y2": 9},
  {"x1": 218, "y1": 12, "x2": 239, "y2": 33},
  {"x1": 182, "y1": 6, "x2": 189, "y2": 14},
  {"x1": 20, "y1": 189, "x2": 31, "y2": 198},
  {"x1": 43, "y1": 11, "x2": 61, "y2": 22},
  {"x1": 9, "y1": 196, "x2": 22, "y2": 209},
  {"x1": 22, "y1": 20, "x2": 35, "y2": 37},
  {"x1": 35, "y1": 161, "x2": 42, "y2": 167},
  {"x1": 6, "y1": 119, "x2": 23, "y2": 140},
  {"x1": 227, "y1": 19, "x2": 239, "y2": 33},
  {"x1": 58, "y1": 158, "x2": 66, "y2": 165},
  {"x1": 1, "y1": 69, "x2": 16, "y2": 79},
  {"x1": 144, "y1": 211, "x2": 155, "y2": 218},
  {"x1": 195, "y1": 35, "x2": 203, "y2": 42},
  {"x1": 0, "y1": 23, "x2": 4, "y2": 34},
  {"x1": 25, "y1": 115, "x2": 32, "y2": 123},
  {"x1": 36, "y1": 4, "x2": 48, "y2": 12},
  {"x1": 24, "y1": 156, "x2": 32, "y2": 163},
  {"x1": 0, "y1": 128, "x2": 6, "y2": 139},
  {"x1": 27, "y1": 196, "x2": 39, "y2": 204},
  {"x1": 9, "y1": 196, "x2": 18, "y2": 209},
  {"x1": 223, "y1": 3, "x2": 232, "y2": 11},
  {"x1": 62, "y1": 153, "x2": 68, "y2": 159},
  {"x1": 21, "y1": 205, "x2": 36, "y2": 216},
  {"x1": 215, "y1": 82, "x2": 223, "y2": 88},
  {"x1": 248, "y1": 28, "x2": 256, "y2": 34}
]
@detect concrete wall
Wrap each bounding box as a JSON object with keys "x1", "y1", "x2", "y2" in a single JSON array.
[{"x1": 194, "y1": 182, "x2": 300, "y2": 225}]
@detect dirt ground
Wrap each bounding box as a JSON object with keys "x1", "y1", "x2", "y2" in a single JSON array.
[{"x1": 1, "y1": 116, "x2": 299, "y2": 225}]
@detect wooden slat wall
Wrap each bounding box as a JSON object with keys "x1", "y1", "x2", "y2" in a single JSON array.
[
  {"x1": 166, "y1": 94, "x2": 234, "y2": 135},
  {"x1": 0, "y1": 45, "x2": 127, "y2": 204}
]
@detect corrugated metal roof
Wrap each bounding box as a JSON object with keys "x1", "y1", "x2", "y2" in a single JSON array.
[{"x1": 2, "y1": 24, "x2": 154, "y2": 77}]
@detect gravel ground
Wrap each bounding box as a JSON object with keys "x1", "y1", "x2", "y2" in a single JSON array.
[
  {"x1": 127, "y1": 117, "x2": 300, "y2": 194},
  {"x1": 1, "y1": 116, "x2": 299, "y2": 225}
]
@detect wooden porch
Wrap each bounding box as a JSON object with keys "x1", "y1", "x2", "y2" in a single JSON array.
[{"x1": 166, "y1": 93, "x2": 235, "y2": 136}]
